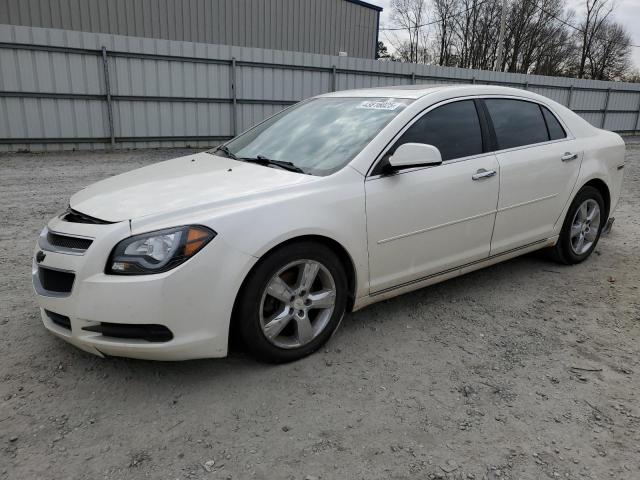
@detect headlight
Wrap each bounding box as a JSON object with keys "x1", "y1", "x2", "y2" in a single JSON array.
[{"x1": 106, "y1": 225, "x2": 216, "y2": 275}]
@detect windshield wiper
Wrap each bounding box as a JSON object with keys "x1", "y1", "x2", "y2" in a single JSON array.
[
  {"x1": 210, "y1": 147, "x2": 305, "y2": 174},
  {"x1": 239, "y1": 155, "x2": 305, "y2": 174},
  {"x1": 209, "y1": 144, "x2": 237, "y2": 159}
]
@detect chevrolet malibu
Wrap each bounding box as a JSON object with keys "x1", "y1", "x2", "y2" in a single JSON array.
[{"x1": 33, "y1": 85, "x2": 625, "y2": 362}]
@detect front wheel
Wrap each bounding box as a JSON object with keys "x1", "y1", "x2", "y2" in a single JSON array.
[
  {"x1": 552, "y1": 186, "x2": 605, "y2": 264},
  {"x1": 235, "y1": 242, "x2": 348, "y2": 363}
]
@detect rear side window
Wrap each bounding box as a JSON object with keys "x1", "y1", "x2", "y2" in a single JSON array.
[
  {"x1": 392, "y1": 100, "x2": 483, "y2": 161},
  {"x1": 485, "y1": 99, "x2": 549, "y2": 149},
  {"x1": 541, "y1": 106, "x2": 566, "y2": 140}
]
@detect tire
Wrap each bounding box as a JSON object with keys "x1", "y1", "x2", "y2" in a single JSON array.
[
  {"x1": 551, "y1": 186, "x2": 605, "y2": 265},
  {"x1": 235, "y1": 241, "x2": 348, "y2": 363}
]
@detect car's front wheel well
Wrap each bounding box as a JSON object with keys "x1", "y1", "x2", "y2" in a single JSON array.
[
  {"x1": 583, "y1": 178, "x2": 610, "y2": 219},
  {"x1": 229, "y1": 235, "x2": 358, "y2": 349}
]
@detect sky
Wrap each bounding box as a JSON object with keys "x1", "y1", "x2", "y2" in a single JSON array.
[{"x1": 371, "y1": 0, "x2": 640, "y2": 71}]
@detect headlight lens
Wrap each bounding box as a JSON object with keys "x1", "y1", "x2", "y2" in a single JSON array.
[{"x1": 106, "y1": 225, "x2": 216, "y2": 275}]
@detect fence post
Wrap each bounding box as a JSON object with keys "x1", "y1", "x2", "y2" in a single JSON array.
[
  {"x1": 411, "y1": 72, "x2": 416, "y2": 85},
  {"x1": 602, "y1": 88, "x2": 611, "y2": 129},
  {"x1": 471, "y1": 76, "x2": 476, "y2": 84},
  {"x1": 101, "y1": 46, "x2": 116, "y2": 146},
  {"x1": 230, "y1": 57, "x2": 237, "y2": 137},
  {"x1": 331, "y1": 65, "x2": 337, "y2": 92},
  {"x1": 523, "y1": 81, "x2": 528, "y2": 90},
  {"x1": 634, "y1": 92, "x2": 640, "y2": 133},
  {"x1": 567, "y1": 85, "x2": 574, "y2": 109}
]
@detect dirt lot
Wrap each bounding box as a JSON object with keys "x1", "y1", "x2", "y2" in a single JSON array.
[{"x1": 1, "y1": 142, "x2": 639, "y2": 480}]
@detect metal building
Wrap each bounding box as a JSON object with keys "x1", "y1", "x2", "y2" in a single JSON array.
[{"x1": 0, "y1": 0, "x2": 382, "y2": 59}]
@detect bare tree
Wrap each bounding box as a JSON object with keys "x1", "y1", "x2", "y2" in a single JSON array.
[
  {"x1": 432, "y1": 0, "x2": 458, "y2": 66},
  {"x1": 530, "y1": 22, "x2": 576, "y2": 76},
  {"x1": 385, "y1": 0, "x2": 636, "y2": 82},
  {"x1": 451, "y1": 0, "x2": 502, "y2": 70},
  {"x1": 501, "y1": 0, "x2": 574, "y2": 75},
  {"x1": 587, "y1": 21, "x2": 632, "y2": 80},
  {"x1": 503, "y1": 0, "x2": 542, "y2": 72},
  {"x1": 389, "y1": 0, "x2": 429, "y2": 64},
  {"x1": 391, "y1": 41, "x2": 416, "y2": 62},
  {"x1": 626, "y1": 69, "x2": 640, "y2": 83},
  {"x1": 576, "y1": 0, "x2": 615, "y2": 78},
  {"x1": 391, "y1": 40, "x2": 432, "y2": 63}
]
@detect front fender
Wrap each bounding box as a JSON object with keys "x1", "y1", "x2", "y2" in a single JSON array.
[{"x1": 131, "y1": 166, "x2": 370, "y2": 299}]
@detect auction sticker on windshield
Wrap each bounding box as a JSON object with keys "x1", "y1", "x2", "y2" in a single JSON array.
[{"x1": 357, "y1": 100, "x2": 404, "y2": 110}]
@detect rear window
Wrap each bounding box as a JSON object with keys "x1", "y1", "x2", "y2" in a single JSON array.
[
  {"x1": 485, "y1": 99, "x2": 549, "y2": 149},
  {"x1": 541, "y1": 106, "x2": 566, "y2": 140}
]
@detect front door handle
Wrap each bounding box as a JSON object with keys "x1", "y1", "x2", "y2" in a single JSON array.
[
  {"x1": 472, "y1": 169, "x2": 497, "y2": 180},
  {"x1": 561, "y1": 152, "x2": 578, "y2": 162}
]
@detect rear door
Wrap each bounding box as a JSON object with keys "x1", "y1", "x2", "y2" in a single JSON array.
[{"x1": 483, "y1": 98, "x2": 582, "y2": 255}]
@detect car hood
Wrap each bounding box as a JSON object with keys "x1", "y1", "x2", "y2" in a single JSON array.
[{"x1": 69, "y1": 152, "x2": 316, "y2": 222}]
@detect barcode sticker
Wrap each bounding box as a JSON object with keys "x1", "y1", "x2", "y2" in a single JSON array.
[{"x1": 358, "y1": 100, "x2": 403, "y2": 111}]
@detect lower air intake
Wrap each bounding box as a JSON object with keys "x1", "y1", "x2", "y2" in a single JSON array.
[
  {"x1": 39, "y1": 267, "x2": 75, "y2": 293},
  {"x1": 45, "y1": 310, "x2": 71, "y2": 330},
  {"x1": 82, "y1": 323, "x2": 173, "y2": 343}
]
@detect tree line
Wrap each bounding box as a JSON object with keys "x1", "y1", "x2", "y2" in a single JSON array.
[{"x1": 379, "y1": 0, "x2": 637, "y2": 82}]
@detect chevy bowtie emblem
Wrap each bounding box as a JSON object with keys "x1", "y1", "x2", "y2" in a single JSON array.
[{"x1": 36, "y1": 251, "x2": 46, "y2": 263}]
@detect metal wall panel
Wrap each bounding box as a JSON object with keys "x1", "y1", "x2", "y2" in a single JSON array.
[
  {"x1": 579, "y1": 112, "x2": 603, "y2": 127},
  {"x1": 607, "y1": 91, "x2": 639, "y2": 111},
  {"x1": 237, "y1": 103, "x2": 287, "y2": 133},
  {"x1": 113, "y1": 100, "x2": 233, "y2": 138},
  {"x1": 603, "y1": 112, "x2": 637, "y2": 132},
  {"x1": 1, "y1": 23, "x2": 640, "y2": 152},
  {"x1": 571, "y1": 89, "x2": 607, "y2": 111},
  {"x1": 529, "y1": 87, "x2": 568, "y2": 105},
  {"x1": 0, "y1": 0, "x2": 380, "y2": 58}
]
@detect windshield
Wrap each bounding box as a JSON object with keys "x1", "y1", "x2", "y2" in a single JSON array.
[{"x1": 215, "y1": 97, "x2": 412, "y2": 176}]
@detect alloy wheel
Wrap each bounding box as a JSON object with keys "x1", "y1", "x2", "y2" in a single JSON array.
[
  {"x1": 570, "y1": 198, "x2": 601, "y2": 255},
  {"x1": 259, "y1": 259, "x2": 337, "y2": 349}
]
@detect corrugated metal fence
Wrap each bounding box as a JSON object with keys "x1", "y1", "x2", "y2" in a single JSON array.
[{"x1": 1, "y1": 23, "x2": 640, "y2": 152}]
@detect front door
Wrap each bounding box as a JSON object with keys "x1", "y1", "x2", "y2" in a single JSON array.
[{"x1": 365, "y1": 99, "x2": 500, "y2": 293}]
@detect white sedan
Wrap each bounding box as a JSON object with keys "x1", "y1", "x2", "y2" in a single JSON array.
[{"x1": 33, "y1": 85, "x2": 625, "y2": 362}]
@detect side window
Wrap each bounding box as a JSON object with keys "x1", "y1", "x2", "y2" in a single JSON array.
[
  {"x1": 484, "y1": 99, "x2": 549, "y2": 149},
  {"x1": 540, "y1": 105, "x2": 567, "y2": 141},
  {"x1": 391, "y1": 100, "x2": 483, "y2": 161}
]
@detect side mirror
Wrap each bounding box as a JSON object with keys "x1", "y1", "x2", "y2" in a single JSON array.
[{"x1": 387, "y1": 143, "x2": 442, "y2": 171}]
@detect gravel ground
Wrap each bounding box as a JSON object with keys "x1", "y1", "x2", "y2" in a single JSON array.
[{"x1": 1, "y1": 142, "x2": 639, "y2": 480}]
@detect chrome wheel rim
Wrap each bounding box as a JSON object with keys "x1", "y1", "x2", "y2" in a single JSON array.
[
  {"x1": 570, "y1": 199, "x2": 601, "y2": 255},
  {"x1": 259, "y1": 259, "x2": 336, "y2": 349}
]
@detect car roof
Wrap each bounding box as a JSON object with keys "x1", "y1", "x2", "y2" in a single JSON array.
[{"x1": 318, "y1": 84, "x2": 538, "y2": 100}]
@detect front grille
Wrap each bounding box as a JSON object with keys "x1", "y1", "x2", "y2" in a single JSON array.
[
  {"x1": 47, "y1": 232, "x2": 93, "y2": 251},
  {"x1": 82, "y1": 323, "x2": 173, "y2": 342},
  {"x1": 62, "y1": 208, "x2": 113, "y2": 225},
  {"x1": 38, "y1": 267, "x2": 75, "y2": 293},
  {"x1": 45, "y1": 310, "x2": 71, "y2": 330}
]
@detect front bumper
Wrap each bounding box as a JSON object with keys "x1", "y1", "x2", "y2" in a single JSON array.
[{"x1": 32, "y1": 214, "x2": 256, "y2": 361}]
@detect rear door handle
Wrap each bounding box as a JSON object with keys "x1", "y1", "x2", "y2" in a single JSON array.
[
  {"x1": 472, "y1": 169, "x2": 496, "y2": 180},
  {"x1": 561, "y1": 152, "x2": 578, "y2": 162}
]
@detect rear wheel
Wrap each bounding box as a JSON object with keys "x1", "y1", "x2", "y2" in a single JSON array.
[
  {"x1": 552, "y1": 186, "x2": 605, "y2": 264},
  {"x1": 236, "y1": 242, "x2": 348, "y2": 363}
]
